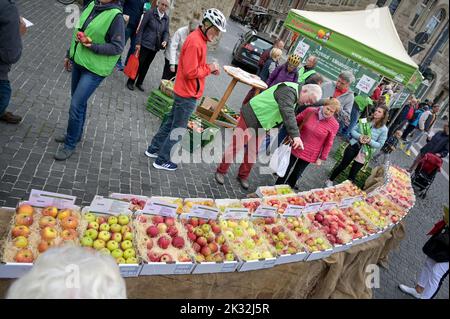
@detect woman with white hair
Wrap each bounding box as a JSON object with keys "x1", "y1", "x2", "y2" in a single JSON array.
[
  {"x1": 215, "y1": 83, "x2": 322, "y2": 190},
  {"x1": 6, "y1": 246, "x2": 127, "y2": 299}
]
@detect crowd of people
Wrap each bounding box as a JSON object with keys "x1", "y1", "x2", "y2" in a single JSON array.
[{"x1": 1, "y1": 0, "x2": 448, "y2": 299}]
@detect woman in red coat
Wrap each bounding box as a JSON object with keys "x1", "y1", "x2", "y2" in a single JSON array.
[{"x1": 276, "y1": 98, "x2": 340, "y2": 188}]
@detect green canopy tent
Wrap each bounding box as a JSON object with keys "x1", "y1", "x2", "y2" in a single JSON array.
[{"x1": 284, "y1": 7, "x2": 423, "y2": 92}]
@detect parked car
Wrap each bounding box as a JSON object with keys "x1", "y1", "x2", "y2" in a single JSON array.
[{"x1": 232, "y1": 31, "x2": 273, "y2": 71}]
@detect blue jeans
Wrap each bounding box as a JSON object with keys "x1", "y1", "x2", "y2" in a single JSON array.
[
  {"x1": 65, "y1": 64, "x2": 104, "y2": 150},
  {"x1": 148, "y1": 94, "x2": 197, "y2": 163},
  {"x1": 0, "y1": 80, "x2": 12, "y2": 116},
  {"x1": 346, "y1": 105, "x2": 361, "y2": 139},
  {"x1": 405, "y1": 129, "x2": 426, "y2": 152}
]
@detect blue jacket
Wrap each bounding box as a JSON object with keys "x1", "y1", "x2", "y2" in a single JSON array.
[
  {"x1": 420, "y1": 131, "x2": 449, "y2": 158},
  {"x1": 350, "y1": 120, "x2": 388, "y2": 154},
  {"x1": 0, "y1": 0, "x2": 23, "y2": 81},
  {"x1": 123, "y1": 0, "x2": 146, "y2": 30},
  {"x1": 136, "y1": 8, "x2": 169, "y2": 51},
  {"x1": 410, "y1": 108, "x2": 426, "y2": 127}
]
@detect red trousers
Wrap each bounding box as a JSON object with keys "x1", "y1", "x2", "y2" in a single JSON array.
[{"x1": 217, "y1": 115, "x2": 265, "y2": 180}]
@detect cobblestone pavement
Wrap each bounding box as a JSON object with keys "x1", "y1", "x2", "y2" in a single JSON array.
[{"x1": 0, "y1": 0, "x2": 448, "y2": 299}]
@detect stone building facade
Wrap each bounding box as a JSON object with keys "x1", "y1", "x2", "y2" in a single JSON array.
[{"x1": 283, "y1": 0, "x2": 449, "y2": 112}]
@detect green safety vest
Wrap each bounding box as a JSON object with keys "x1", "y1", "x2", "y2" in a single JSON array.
[
  {"x1": 298, "y1": 67, "x2": 316, "y2": 84},
  {"x1": 249, "y1": 82, "x2": 299, "y2": 130},
  {"x1": 69, "y1": 2, "x2": 122, "y2": 77}
]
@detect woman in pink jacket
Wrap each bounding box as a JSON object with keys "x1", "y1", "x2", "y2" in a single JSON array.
[{"x1": 276, "y1": 98, "x2": 340, "y2": 188}]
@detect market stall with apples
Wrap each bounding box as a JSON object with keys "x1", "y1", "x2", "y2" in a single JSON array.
[
  {"x1": 283, "y1": 7, "x2": 423, "y2": 102},
  {"x1": 0, "y1": 162, "x2": 415, "y2": 298}
]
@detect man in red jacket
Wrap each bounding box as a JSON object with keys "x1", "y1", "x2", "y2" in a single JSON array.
[{"x1": 145, "y1": 8, "x2": 226, "y2": 171}]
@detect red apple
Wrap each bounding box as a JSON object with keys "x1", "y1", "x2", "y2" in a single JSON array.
[
  {"x1": 146, "y1": 225, "x2": 159, "y2": 238},
  {"x1": 41, "y1": 226, "x2": 58, "y2": 241},
  {"x1": 147, "y1": 251, "x2": 160, "y2": 262},
  {"x1": 220, "y1": 244, "x2": 230, "y2": 254},
  {"x1": 152, "y1": 215, "x2": 164, "y2": 225},
  {"x1": 15, "y1": 214, "x2": 33, "y2": 227},
  {"x1": 14, "y1": 249, "x2": 34, "y2": 263},
  {"x1": 12, "y1": 225, "x2": 30, "y2": 238},
  {"x1": 196, "y1": 236, "x2": 207, "y2": 247},
  {"x1": 17, "y1": 204, "x2": 34, "y2": 217},
  {"x1": 167, "y1": 225, "x2": 178, "y2": 238},
  {"x1": 61, "y1": 229, "x2": 78, "y2": 241},
  {"x1": 160, "y1": 253, "x2": 173, "y2": 263},
  {"x1": 192, "y1": 242, "x2": 201, "y2": 253},
  {"x1": 189, "y1": 218, "x2": 199, "y2": 227},
  {"x1": 211, "y1": 224, "x2": 221, "y2": 234},
  {"x1": 172, "y1": 236, "x2": 185, "y2": 249},
  {"x1": 157, "y1": 236, "x2": 171, "y2": 249},
  {"x1": 61, "y1": 216, "x2": 79, "y2": 230},
  {"x1": 164, "y1": 217, "x2": 175, "y2": 227},
  {"x1": 42, "y1": 206, "x2": 58, "y2": 218},
  {"x1": 146, "y1": 239, "x2": 153, "y2": 250},
  {"x1": 38, "y1": 241, "x2": 51, "y2": 253},
  {"x1": 208, "y1": 242, "x2": 218, "y2": 253},
  {"x1": 201, "y1": 246, "x2": 211, "y2": 257},
  {"x1": 187, "y1": 232, "x2": 197, "y2": 242}
]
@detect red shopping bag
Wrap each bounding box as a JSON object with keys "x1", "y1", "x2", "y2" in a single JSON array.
[{"x1": 124, "y1": 52, "x2": 139, "y2": 80}]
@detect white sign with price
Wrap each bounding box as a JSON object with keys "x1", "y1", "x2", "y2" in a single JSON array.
[
  {"x1": 188, "y1": 205, "x2": 219, "y2": 220},
  {"x1": 142, "y1": 200, "x2": 178, "y2": 217},
  {"x1": 89, "y1": 196, "x2": 131, "y2": 215},
  {"x1": 253, "y1": 206, "x2": 277, "y2": 218},
  {"x1": 221, "y1": 209, "x2": 249, "y2": 220},
  {"x1": 302, "y1": 202, "x2": 322, "y2": 214},
  {"x1": 356, "y1": 75, "x2": 376, "y2": 94},
  {"x1": 294, "y1": 40, "x2": 310, "y2": 58},
  {"x1": 283, "y1": 205, "x2": 305, "y2": 217},
  {"x1": 28, "y1": 189, "x2": 76, "y2": 209}
]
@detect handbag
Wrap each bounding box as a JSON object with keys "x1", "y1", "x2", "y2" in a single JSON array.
[
  {"x1": 269, "y1": 140, "x2": 292, "y2": 178},
  {"x1": 124, "y1": 52, "x2": 139, "y2": 80},
  {"x1": 422, "y1": 226, "x2": 449, "y2": 263}
]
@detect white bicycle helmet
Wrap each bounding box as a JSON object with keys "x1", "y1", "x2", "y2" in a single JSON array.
[{"x1": 203, "y1": 8, "x2": 227, "y2": 33}]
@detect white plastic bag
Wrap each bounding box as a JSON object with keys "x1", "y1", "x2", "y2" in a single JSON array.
[{"x1": 269, "y1": 143, "x2": 292, "y2": 178}]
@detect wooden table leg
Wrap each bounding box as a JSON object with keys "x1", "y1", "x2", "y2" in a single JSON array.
[{"x1": 210, "y1": 78, "x2": 238, "y2": 123}]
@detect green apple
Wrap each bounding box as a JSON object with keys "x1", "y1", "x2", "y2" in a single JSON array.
[
  {"x1": 121, "y1": 240, "x2": 133, "y2": 250},
  {"x1": 122, "y1": 231, "x2": 133, "y2": 241},
  {"x1": 247, "y1": 228, "x2": 256, "y2": 236},
  {"x1": 111, "y1": 249, "x2": 123, "y2": 259},
  {"x1": 93, "y1": 239, "x2": 106, "y2": 250},
  {"x1": 110, "y1": 223, "x2": 122, "y2": 233},
  {"x1": 99, "y1": 248, "x2": 110, "y2": 255},
  {"x1": 278, "y1": 232, "x2": 286, "y2": 241},
  {"x1": 84, "y1": 213, "x2": 96, "y2": 222},
  {"x1": 111, "y1": 232, "x2": 122, "y2": 243},
  {"x1": 201, "y1": 224, "x2": 211, "y2": 234},
  {"x1": 116, "y1": 257, "x2": 126, "y2": 264},
  {"x1": 81, "y1": 236, "x2": 93, "y2": 247},
  {"x1": 126, "y1": 257, "x2": 138, "y2": 264},
  {"x1": 88, "y1": 221, "x2": 99, "y2": 230},
  {"x1": 224, "y1": 230, "x2": 234, "y2": 241},
  {"x1": 108, "y1": 216, "x2": 118, "y2": 225},
  {"x1": 85, "y1": 229, "x2": 98, "y2": 240},
  {"x1": 220, "y1": 220, "x2": 228, "y2": 228},
  {"x1": 249, "y1": 252, "x2": 261, "y2": 260},
  {"x1": 98, "y1": 231, "x2": 111, "y2": 242},
  {"x1": 106, "y1": 240, "x2": 119, "y2": 251},
  {"x1": 99, "y1": 223, "x2": 110, "y2": 232},
  {"x1": 315, "y1": 238, "x2": 324, "y2": 245},
  {"x1": 244, "y1": 239, "x2": 255, "y2": 250},
  {"x1": 121, "y1": 225, "x2": 131, "y2": 235},
  {"x1": 225, "y1": 253, "x2": 235, "y2": 261},
  {"x1": 123, "y1": 248, "x2": 136, "y2": 259},
  {"x1": 118, "y1": 215, "x2": 129, "y2": 226},
  {"x1": 275, "y1": 242, "x2": 284, "y2": 251},
  {"x1": 262, "y1": 251, "x2": 273, "y2": 259},
  {"x1": 239, "y1": 220, "x2": 249, "y2": 229},
  {"x1": 233, "y1": 226, "x2": 244, "y2": 237}
]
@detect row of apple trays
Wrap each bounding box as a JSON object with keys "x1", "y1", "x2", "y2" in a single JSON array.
[{"x1": 0, "y1": 166, "x2": 415, "y2": 278}]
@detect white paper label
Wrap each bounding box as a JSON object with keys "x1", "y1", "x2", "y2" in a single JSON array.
[
  {"x1": 295, "y1": 40, "x2": 310, "y2": 58},
  {"x1": 320, "y1": 202, "x2": 339, "y2": 211},
  {"x1": 356, "y1": 75, "x2": 376, "y2": 94},
  {"x1": 190, "y1": 205, "x2": 220, "y2": 219},
  {"x1": 302, "y1": 202, "x2": 322, "y2": 214},
  {"x1": 173, "y1": 263, "x2": 194, "y2": 274},
  {"x1": 142, "y1": 200, "x2": 178, "y2": 217},
  {"x1": 284, "y1": 205, "x2": 304, "y2": 217},
  {"x1": 28, "y1": 189, "x2": 76, "y2": 209},
  {"x1": 89, "y1": 196, "x2": 131, "y2": 215},
  {"x1": 339, "y1": 196, "x2": 364, "y2": 208},
  {"x1": 253, "y1": 205, "x2": 277, "y2": 218},
  {"x1": 221, "y1": 208, "x2": 249, "y2": 220}
]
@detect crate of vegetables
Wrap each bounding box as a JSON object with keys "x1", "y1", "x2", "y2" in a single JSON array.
[{"x1": 181, "y1": 115, "x2": 220, "y2": 153}]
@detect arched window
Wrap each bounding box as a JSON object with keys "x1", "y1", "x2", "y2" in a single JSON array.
[
  {"x1": 424, "y1": 8, "x2": 446, "y2": 39},
  {"x1": 410, "y1": 0, "x2": 437, "y2": 28}
]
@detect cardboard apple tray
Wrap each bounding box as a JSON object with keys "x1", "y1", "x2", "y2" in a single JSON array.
[
  {"x1": 179, "y1": 212, "x2": 240, "y2": 274},
  {"x1": 80, "y1": 207, "x2": 141, "y2": 278},
  {"x1": 251, "y1": 214, "x2": 309, "y2": 266},
  {"x1": 219, "y1": 213, "x2": 277, "y2": 272},
  {"x1": 351, "y1": 201, "x2": 390, "y2": 238},
  {"x1": 0, "y1": 201, "x2": 83, "y2": 278},
  {"x1": 134, "y1": 212, "x2": 196, "y2": 276},
  {"x1": 339, "y1": 206, "x2": 379, "y2": 246}
]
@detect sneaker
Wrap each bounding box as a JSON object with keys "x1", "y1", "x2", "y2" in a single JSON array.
[
  {"x1": 237, "y1": 177, "x2": 249, "y2": 190},
  {"x1": 215, "y1": 172, "x2": 225, "y2": 185},
  {"x1": 153, "y1": 159, "x2": 178, "y2": 171},
  {"x1": 0, "y1": 112, "x2": 22, "y2": 124},
  {"x1": 54, "y1": 147, "x2": 75, "y2": 161},
  {"x1": 398, "y1": 284, "x2": 422, "y2": 299},
  {"x1": 325, "y1": 180, "x2": 334, "y2": 188},
  {"x1": 145, "y1": 150, "x2": 158, "y2": 159}
]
